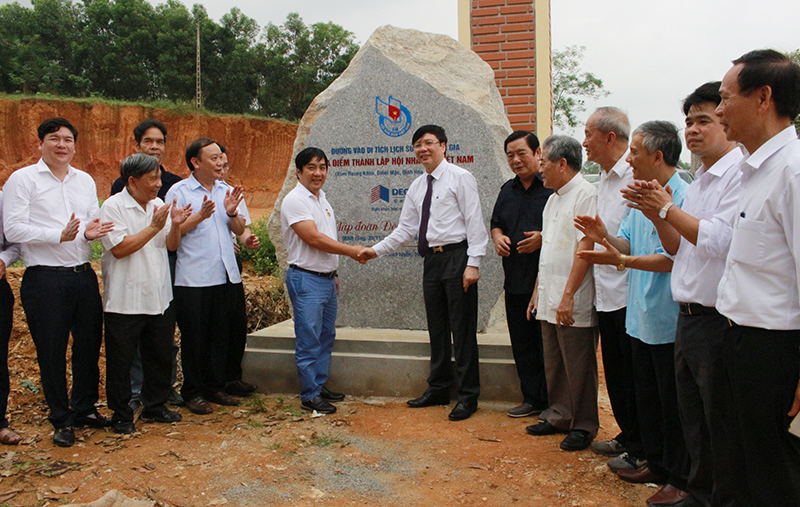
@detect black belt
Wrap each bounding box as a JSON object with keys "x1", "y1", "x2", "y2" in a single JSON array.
[
  {"x1": 28, "y1": 263, "x2": 91, "y2": 273},
  {"x1": 678, "y1": 302, "x2": 719, "y2": 316},
  {"x1": 425, "y1": 240, "x2": 467, "y2": 255},
  {"x1": 289, "y1": 265, "x2": 337, "y2": 279}
]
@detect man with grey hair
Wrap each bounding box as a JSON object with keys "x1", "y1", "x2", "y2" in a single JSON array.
[
  {"x1": 576, "y1": 121, "x2": 691, "y2": 506},
  {"x1": 525, "y1": 135, "x2": 598, "y2": 452},
  {"x1": 100, "y1": 154, "x2": 192, "y2": 434},
  {"x1": 582, "y1": 107, "x2": 642, "y2": 468}
]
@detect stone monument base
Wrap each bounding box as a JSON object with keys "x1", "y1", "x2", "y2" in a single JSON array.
[{"x1": 242, "y1": 321, "x2": 519, "y2": 402}]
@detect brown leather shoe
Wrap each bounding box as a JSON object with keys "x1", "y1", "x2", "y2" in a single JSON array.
[
  {"x1": 616, "y1": 465, "x2": 665, "y2": 484},
  {"x1": 646, "y1": 484, "x2": 690, "y2": 506},
  {"x1": 206, "y1": 391, "x2": 240, "y2": 406},
  {"x1": 185, "y1": 397, "x2": 213, "y2": 415}
]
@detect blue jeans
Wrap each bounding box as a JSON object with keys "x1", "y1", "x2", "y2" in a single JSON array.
[{"x1": 286, "y1": 267, "x2": 338, "y2": 402}]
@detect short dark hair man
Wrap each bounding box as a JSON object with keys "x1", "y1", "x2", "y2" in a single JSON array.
[
  {"x1": 361, "y1": 124, "x2": 489, "y2": 421},
  {"x1": 280, "y1": 147, "x2": 364, "y2": 414},
  {"x1": 110, "y1": 119, "x2": 182, "y2": 198},
  {"x1": 2, "y1": 117, "x2": 114, "y2": 447},
  {"x1": 525, "y1": 135, "x2": 598, "y2": 452},
  {"x1": 100, "y1": 154, "x2": 192, "y2": 433},
  {"x1": 623, "y1": 82, "x2": 742, "y2": 506},
  {"x1": 713, "y1": 49, "x2": 800, "y2": 505},
  {"x1": 490, "y1": 131, "x2": 552, "y2": 418},
  {"x1": 165, "y1": 138, "x2": 247, "y2": 414}
]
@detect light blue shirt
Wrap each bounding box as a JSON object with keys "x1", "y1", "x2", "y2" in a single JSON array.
[
  {"x1": 619, "y1": 171, "x2": 689, "y2": 345},
  {"x1": 165, "y1": 174, "x2": 242, "y2": 287}
]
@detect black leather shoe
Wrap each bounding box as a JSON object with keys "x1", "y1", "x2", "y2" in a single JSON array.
[
  {"x1": 75, "y1": 411, "x2": 110, "y2": 428},
  {"x1": 407, "y1": 391, "x2": 450, "y2": 408},
  {"x1": 320, "y1": 385, "x2": 345, "y2": 402},
  {"x1": 112, "y1": 420, "x2": 136, "y2": 434},
  {"x1": 526, "y1": 421, "x2": 568, "y2": 436},
  {"x1": 53, "y1": 427, "x2": 75, "y2": 447},
  {"x1": 301, "y1": 395, "x2": 336, "y2": 414},
  {"x1": 448, "y1": 401, "x2": 477, "y2": 421},
  {"x1": 206, "y1": 391, "x2": 240, "y2": 406},
  {"x1": 225, "y1": 380, "x2": 257, "y2": 397},
  {"x1": 141, "y1": 406, "x2": 182, "y2": 423},
  {"x1": 560, "y1": 430, "x2": 593, "y2": 451},
  {"x1": 185, "y1": 397, "x2": 213, "y2": 415}
]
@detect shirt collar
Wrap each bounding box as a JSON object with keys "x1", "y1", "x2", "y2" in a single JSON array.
[
  {"x1": 665, "y1": 170, "x2": 684, "y2": 189},
  {"x1": 295, "y1": 182, "x2": 326, "y2": 201},
  {"x1": 120, "y1": 186, "x2": 154, "y2": 212},
  {"x1": 555, "y1": 171, "x2": 582, "y2": 196},
  {"x1": 608, "y1": 150, "x2": 632, "y2": 178},
  {"x1": 429, "y1": 159, "x2": 448, "y2": 180},
  {"x1": 696, "y1": 146, "x2": 744, "y2": 179},
  {"x1": 187, "y1": 173, "x2": 225, "y2": 192},
  {"x1": 743, "y1": 125, "x2": 798, "y2": 172},
  {"x1": 512, "y1": 173, "x2": 544, "y2": 190},
  {"x1": 36, "y1": 158, "x2": 75, "y2": 180}
]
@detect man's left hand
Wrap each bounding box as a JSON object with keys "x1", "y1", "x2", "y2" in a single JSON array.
[
  {"x1": 516, "y1": 231, "x2": 542, "y2": 253},
  {"x1": 244, "y1": 234, "x2": 260, "y2": 250},
  {"x1": 556, "y1": 293, "x2": 574, "y2": 326},
  {"x1": 85, "y1": 218, "x2": 114, "y2": 240},
  {"x1": 576, "y1": 238, "x2": 622, "y2": 266},
  {"x1": 224, "y1": 185, "x2": 244, "y2": 216},
  {"x1": 463, "y1": 266, "x2": 480, "y2": 292}
]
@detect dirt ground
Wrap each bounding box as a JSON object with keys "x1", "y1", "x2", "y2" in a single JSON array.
[{"x1": 0, "y1": 265, "x2": 655, "y2": 507}]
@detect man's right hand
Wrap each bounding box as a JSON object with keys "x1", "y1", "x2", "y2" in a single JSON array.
[
  {"x1": 493, "y1": 233, "x2": 512, "y2": 257},
  {"x1": 516, "y1": 231, "x2": 542, "y2": 253},
  {"x1": 149, "y1": 202, "x2": 171, "y2": 231},
  {"x1": 60, "y1": 213, "x2": 80, "y2": 243},
  {"x1": 574, "y1": 214, "x2": 608, "y2": 244},
  {"x1": 356, "y1": 247, "x2": 377, "y2": 263},
  {"x1": 199, "y1": 195, "x2": 215, "y2": 219}
]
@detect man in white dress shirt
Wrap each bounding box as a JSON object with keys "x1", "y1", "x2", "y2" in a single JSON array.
[
  {"x1": 524, "y1": 135, "x2": 598, "y2": 452},
  {"x1": 100, "y1": 154, "x2": 192, "y2": 434},
  {"x1": 581, "y1": 107, "x2": 642, "y2": 467},
  {"x1": 625, "y1": 82, "x2": 742, "y2": 507},
  {"x1": 2, "y1": 117, "x2": 114, "y2": 447},
  {"x1": 281, "y1": 147, "x2": 363, "y2": 415},
  {"x1": 713, "y1": 49, "x2": 800, "y2": 505},
  {"x1": 361, "y1": 124, "x2": 488, "y2": 421}
]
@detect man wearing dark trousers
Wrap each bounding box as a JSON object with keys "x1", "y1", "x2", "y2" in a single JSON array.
[
  {"x1": 2, "y1": 117, "x2": 114, "y2": 447},
  {"x1": 0, "y1": 192, "x2": 21, "y2": 446},
  {"x1": 165, "y1": 138, "x2": 247, "y2": 415},
  {"x1": 362, "y1": 124, "x2": 489, "y2": 421},
  {"x1": 100, "y1": 153, "x2": 191, "y2": 434},
  {"x1": 490, "y1": 131, "x2": 551, "y2": 418},
  {"x1": 714, "y1": 49, "x2": 800, "y2": 506}
]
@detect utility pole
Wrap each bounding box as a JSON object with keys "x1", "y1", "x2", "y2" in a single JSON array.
[{"x1": 196, "y1": 22, "x2": 202, "y2": 109}]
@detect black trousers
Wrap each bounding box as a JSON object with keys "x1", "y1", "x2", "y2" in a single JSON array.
[
  {"x1": 224, "y1": 281, "x2": 248, "y2": 384},
  {"x1": 174, "y1": 282, "x2": 246, "y2": 400},
  {"x1": 597, "y1": 308, "x2": 643, "y2": 456},
  {"x1": 630, "y1": 337, "x2": 690, "y2": 491},
  {"x1": 505, "y1": 292, "x2": 547, "y2": 407},
  {"x1": 20, "y1": 267, "x2": 103, "y2": 428},
  {"x1": 0, "y1": 279, "x2": 13, "y2": 429},
  {"x1": 422, "y1": 246, "x2": 480, "y2": 402},
  {"x1": 715, "y1": 324, "x2": 800, "y2": 506},
  {"x1": 674, "y1": 312, "x2": 728, "y2": 507},
  {"x1": 105, "y1": 312, "x2": 173, "y2": 422}
]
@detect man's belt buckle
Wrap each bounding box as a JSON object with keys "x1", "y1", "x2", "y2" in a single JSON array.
[{"x1": 431, "y1": 246, "x2": 444, "y2": 254}]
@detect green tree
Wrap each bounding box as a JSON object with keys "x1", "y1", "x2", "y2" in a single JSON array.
[
  {"x1": 552, "y1": 45, "x2": 609, "y2": 130},
  {"x1": 258, "y1": 12, "x2": 358, "y2": 120}
]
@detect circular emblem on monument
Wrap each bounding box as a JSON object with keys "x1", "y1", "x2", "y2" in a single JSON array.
[{"x1": 375, "y1": 96, "x2": 412, "y2": 138}]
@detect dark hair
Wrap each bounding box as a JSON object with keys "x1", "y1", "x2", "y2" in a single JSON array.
[
  {"x1": 632, "y1": 121, "x2": 682, "y2": 167},
  {"x1": 133, "y1": 119, "x2": 167, "y2": 144},
  {"x1": 542, "y1": 135, "x2": 582, "y2": 172},
  {"x1": 295, "y1": 147, "x2": 329, "y2": 170},
  {"x1": 185, "y1": 138, "x2": 218, "y2": 171},
  {"x1": 217, "y1": 142, "x2": 226, "y2": 153},
  {"x1": 37, "y1": 117, "x2": 78, "y2": 141},
  {"x1": 412, "y1": 124, "x2": 447, "y2": 145},
  {"x1": 121, "y1": 153, "x2": 160, "y2": 182},
  {"x1": 504, "y1": 131, "x2": 540, "y2": 153},
  {"x1": 682, "y1": 81, "x2": 722, "y2": 115},
  {"x1": 733, "y1": 49, "x2": 800, "y2": 120}
]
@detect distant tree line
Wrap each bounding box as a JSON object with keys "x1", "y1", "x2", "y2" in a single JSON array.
[{"x1": 0, "y1": 1, "x2": 359, "y2": 120}]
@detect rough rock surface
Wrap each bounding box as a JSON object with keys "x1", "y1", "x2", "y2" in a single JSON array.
[
  {"x1": 267, "y1": 25, "x2": 513, "y2": 330},
  {"x1": 0, "y1": 98, "x2": 296, "y2": 210}
]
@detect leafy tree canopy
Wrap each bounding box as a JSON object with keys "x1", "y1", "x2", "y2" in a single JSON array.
[{"x1": 552, "y1": 45, "x2": 609, "y2": 130}]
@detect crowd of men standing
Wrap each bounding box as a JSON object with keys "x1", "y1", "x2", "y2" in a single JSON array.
[
  {"x1": 0, "y1": 118, "x2": 259, "y2": 446},
  {"x1": 0, "y1": 46, "x2": 797, "y2": 507}
]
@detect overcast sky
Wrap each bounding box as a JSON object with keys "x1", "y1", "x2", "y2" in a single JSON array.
[{"x1": 5, "y1": 0, "x2": 799, "y2": 159}]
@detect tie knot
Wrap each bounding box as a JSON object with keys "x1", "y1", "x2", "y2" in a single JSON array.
[{"x1": 428, "y1": 174, "x2": 434, "y2": 183}]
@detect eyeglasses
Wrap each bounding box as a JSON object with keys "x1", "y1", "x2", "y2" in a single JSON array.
[{"x1": 413, "y1": 140, "x2": 443, "y2": 150}]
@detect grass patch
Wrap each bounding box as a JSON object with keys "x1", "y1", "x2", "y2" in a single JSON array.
[
  {"x1": 237, "y1": 217, "x2": 279, "y2": 276},
  {"x1": 242, "y1": 394, "x2": 270, "y2": 414},
  {"x1": 247, "y1": 420, "x2": 265, "y2": 428},
  {"x1": 311, "y1": 433, "x2": 340, "y2": 447}
]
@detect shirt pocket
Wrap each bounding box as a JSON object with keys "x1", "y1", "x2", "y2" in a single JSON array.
[{"x1": 728, "y1": 218, "x2": 765, "y2": 269}]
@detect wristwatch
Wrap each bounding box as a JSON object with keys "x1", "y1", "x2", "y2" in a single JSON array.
[
  {"x1": 617, "y1": 254, "x2": 627, "y2": 272},
  {"x1": 658, "y1": 202, "x2": 674, "y2": 220}
]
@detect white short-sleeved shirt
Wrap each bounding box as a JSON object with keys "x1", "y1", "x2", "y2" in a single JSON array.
[
  {"x1": 100, "y1": 188, "x2": 172, "y2": 315},
  {"x1": 537, "y1": 173, "x2": 598, "y2": 327},
  {"x1": 280, "y1": 183, "x2": 339, "y2": 273}
]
